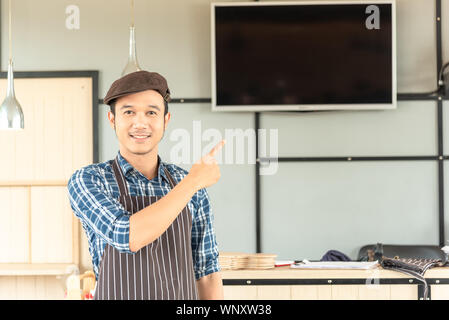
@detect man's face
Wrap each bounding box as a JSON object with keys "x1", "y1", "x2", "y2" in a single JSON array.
[{"x1": 108, "y1": 89, "x2": 170, "y2": 156}]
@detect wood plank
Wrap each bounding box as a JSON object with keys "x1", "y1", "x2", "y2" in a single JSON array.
[
  {"x1": 28, "y1": 187, "x2": 32, "y2": 262},
  {"x1": 256, "y1": 285, "x2": 291, "y2": 299},
  {"x1": 331, "y1": 285, "x2": 359, "y2": 300},
  {"x1": 429, "y1": 285, "x2": 449, "y2": 300},
  {"x1": 72, "y1": 214, "x2": 80, "y2": 266},
  {"x1": 40, "y1": 276, "x2": 65, "y2": 300},
  {"x1": 31, "y1": 187, "x2": 73, "y2": 263},
  {"x1": 34, "y1": 96, "x2": 46, "y2": 181},
  {"x1": 43, "y1": 94, "x2": 65, "y2": 180},
  {"x1": 16, "y1": 277, "x2": 37, "y2": 300},
  {"x1": 223, "y1": 286, "x2": 258, "y2": 300},
  {"x1": 390, "y1": 284, "x2": 418, "y2": 300},
  {"x1": 0, "y1": 181, "x2": 67, "y2": 186},
  {"x1": 14, "y1": 90, "x2": 34, "y2": 180},
  {"x1": 0, "y1": 276, "x2": 65, "y2": 300},
  {"x1": 0, "y1": 277, "x2": 17, "y2": 299},
  {"x1": 291, "y1": 285, "x2": 332, "y2": 300},
  {"x1": 62, "y1": 93, "x2": 74, "y2": 179},
  {"x1": 0, "y1": 188, "x2": 29, "y2": 263},
  {"x1": 291, "y1": 285, "x2": 318, "y2": 299},
  {"x1": 358, "y1": 284, "x2": 391, "y2": 300},
  {"x1": 72, "y1": 78, "x2": 93, "y2": 170},
  {"x1": 0, "y1": 131, "x2": 15, "y2": 181},
  {"x1": 0, "y1": 263, "x2": 79, "y2": 276}
]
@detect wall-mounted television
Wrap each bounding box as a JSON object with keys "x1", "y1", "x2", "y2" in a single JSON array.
[{"x1": 211, "y1": 1, "x2": 396, "y2": 112}]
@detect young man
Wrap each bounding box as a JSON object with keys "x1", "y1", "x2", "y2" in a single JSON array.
[{"x1": 67, "y1": 70, "x2": 224, "y2": 300}]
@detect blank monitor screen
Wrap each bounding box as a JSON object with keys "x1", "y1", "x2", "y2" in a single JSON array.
[{"x1": 212, "y1": 2, "x2": 395, "y2": 111}]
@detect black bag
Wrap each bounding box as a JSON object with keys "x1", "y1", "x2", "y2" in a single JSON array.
[
  {"x1": 357, "y1": 243, "x2": 448, "y2": 264},
  {"x1": 358, "y1": 243, "x2": 447, "y2": 300}
]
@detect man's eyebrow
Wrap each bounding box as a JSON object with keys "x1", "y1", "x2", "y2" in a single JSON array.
[
  {"x1": 120, "y1": 105, "x2": 161, "y2": 111},
  {"x1": 148, "y1": 105, "x2": 161, "y2": 111}
]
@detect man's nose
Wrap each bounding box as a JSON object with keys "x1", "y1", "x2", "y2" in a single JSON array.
[{"x1": 132, "y1": 113, "x2": 149, "y2": 127}]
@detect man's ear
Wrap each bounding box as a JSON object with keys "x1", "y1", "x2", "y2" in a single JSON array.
[
  {"x1": 107, "y1": 111, "x2": 115, "y2": 130},
  {"x1": 164, "y1": 112, "x2": 171, "y2": 130}
]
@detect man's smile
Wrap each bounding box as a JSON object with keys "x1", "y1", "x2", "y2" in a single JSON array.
[{"x1": 129, "y1": 133, "x2": 151, "y2": 142}]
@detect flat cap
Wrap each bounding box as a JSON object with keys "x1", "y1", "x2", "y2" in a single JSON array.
[{"x1": 104, "y1": 70, "x2": 171, "y2": 105}]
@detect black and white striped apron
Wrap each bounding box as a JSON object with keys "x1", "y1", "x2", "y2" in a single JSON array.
[{"x1": 93, "y1": 156, "x2": 198, "y2": 300}]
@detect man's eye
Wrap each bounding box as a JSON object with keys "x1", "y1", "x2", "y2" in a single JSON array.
[
  {"x1": 148, "y1": 111, "x2": 156, "y2": 115},
  {"x1": 124, "y1": 111, "x2": 133, "y2": 115}
]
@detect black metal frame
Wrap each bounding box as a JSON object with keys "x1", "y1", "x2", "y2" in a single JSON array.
[
  {"x1": 220, "y1": 0, "x2": 447, "y2": 300},
  {"x1": 99, "y1": 1, "x2": 448, "y2": 253},
  {"x1": 253, "y1": 0, "x2": 448, "y2": 251},
  {"x1": 0, "y1": 70, "x2": 100, "y2": 164},
  {"x1": 98, "y1": 0, "x2": 448, "y2": 252}
]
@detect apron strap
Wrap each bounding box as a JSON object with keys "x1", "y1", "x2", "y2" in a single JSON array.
[
  {"x1": 163, "y1": 166, "x2": 178, "y2": 190},
  {"x1": 111, "y1": 155, "x2": 179, "y2": 196},
  {"x1": 111, "y1": 157, "x2": 129, "y2": 196}
]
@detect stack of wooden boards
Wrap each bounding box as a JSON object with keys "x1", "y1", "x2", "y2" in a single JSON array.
[{"x1": 219, "y1": 252, "x2": 277, "y2": 270}]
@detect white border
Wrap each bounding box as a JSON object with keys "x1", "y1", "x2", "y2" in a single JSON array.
[{"x1": 211, "y1": 0, "x2": 397, "y2": 112}]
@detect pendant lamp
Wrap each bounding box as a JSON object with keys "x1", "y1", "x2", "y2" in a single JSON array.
[
  {"x1": 0, "y1": 0, "x2": 24, "y2": 130},
  {"x1": 122, "y1": 0, "x2": 141, "y2": 76}
]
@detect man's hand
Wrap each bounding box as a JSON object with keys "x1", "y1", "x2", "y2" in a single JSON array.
[
  {"x1": 129, "y1": 140, "x2": 225, "y2": 252},
  {"x1": 187, "y1": 140, "x2": 225, "y2": 191}
]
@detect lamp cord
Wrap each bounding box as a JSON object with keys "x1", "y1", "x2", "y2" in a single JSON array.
[
  {"x1": 131, "y1": 0, "x2": 134, "y2": 27},
  {"x1": 9, "y1": 0, "x2": 12, "y2": 63}
]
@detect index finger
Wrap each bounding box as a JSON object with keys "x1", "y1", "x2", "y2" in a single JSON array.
[{"x1": 209, "y1": 139, "x2": 226, "y2": 157}]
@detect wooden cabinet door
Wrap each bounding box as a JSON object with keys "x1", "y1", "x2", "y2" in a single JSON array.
[
  {"x1": 223, "y1": 286, "x2": 258, "y2": 300},
  {"x1": 0, "y1": 77, "x2": 92, "y2": 268},
  {"x1": 0, "y1": 188, "x2": 29, "y2": 263},
  {"x1": 31, "y1": 187, "x2": 74, "y2": 263},
  {"x1": 256, "y1": 286, "x2": 291, "y2": 299}
]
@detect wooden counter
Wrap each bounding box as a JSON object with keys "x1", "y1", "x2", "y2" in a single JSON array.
[{"x1": 220, "y1": 266, "x2": 449, "y2": 300}]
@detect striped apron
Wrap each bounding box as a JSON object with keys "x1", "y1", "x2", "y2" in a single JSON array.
[{"x1": 93, "y1": 156, "x2": 198, "y2": 300}]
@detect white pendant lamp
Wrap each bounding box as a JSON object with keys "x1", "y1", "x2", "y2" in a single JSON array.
[
  {"x1": 122, "y1": 0, "x2": 142, "y2": 76},
  {"x1": 0, "y1": 0, "x2": 24, "y2": 130}
]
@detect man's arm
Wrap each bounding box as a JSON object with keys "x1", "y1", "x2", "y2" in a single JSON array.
[
  {"x1": 68, "y1": 166, "x2": 207, "y2": 254},
  {"x1": 68, "y1": 168, "x2": 134, "y2": 254},
  {"x1": 191, "y1": 186, "x2": 223, "y2": 299},
  {"x1": 129, "y1": 140, "x2": 225, "y2": 252},
  {"x1": 129, "y1": 174, "x2": 199, "y2": 251},
  {"x1": 197, "y1": 272, "x2": 224, "y2": 300}
]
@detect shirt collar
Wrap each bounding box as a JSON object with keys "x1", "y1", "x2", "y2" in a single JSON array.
[{"x1": 116, "y1": 151, "x2": 170, "y2": 184}]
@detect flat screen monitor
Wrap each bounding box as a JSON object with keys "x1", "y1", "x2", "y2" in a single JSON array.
[{"x1": 211, "y1": 1, "x2": 396, "y2": 112}]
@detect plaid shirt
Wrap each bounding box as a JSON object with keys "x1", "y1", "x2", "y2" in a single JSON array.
[{"x1": 67, "y1": 151, "x2": 220, "y2": 281}]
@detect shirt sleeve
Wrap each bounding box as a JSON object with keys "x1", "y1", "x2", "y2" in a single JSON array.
[
  {"x1": 67, "y1": 167, "x2": 135, "y2": 254},
  {"x1": 191, "y1": 188, "x2": 221, "y2": 280}
]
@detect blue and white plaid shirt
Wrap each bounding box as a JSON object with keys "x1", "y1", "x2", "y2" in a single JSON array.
[{"x1": 67, "y1": 151, "x2": 220, "y2": 281}]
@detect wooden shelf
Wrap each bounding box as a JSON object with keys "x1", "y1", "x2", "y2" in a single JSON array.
[
  {"x1": 0, "y1": 264, "x2": 79, "y2": 276},
  {"x1": 0, "y1": 181, "x2": 68, "y2": 187}
]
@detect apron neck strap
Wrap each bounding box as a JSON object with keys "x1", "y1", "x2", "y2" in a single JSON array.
[
  {"x1": 163, "y1": 166, "x2": 177, "y2": 189},
  {"x1": 112, "y1": 157, "x2": 129, "y2": 196},
  {"x1": 112, "y1": 155, "x2": 179, "y2": 196}
]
